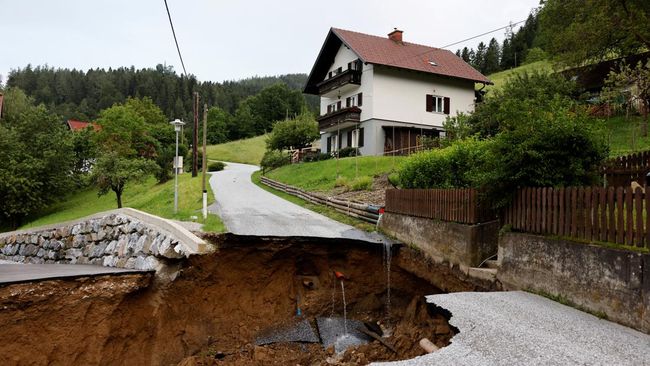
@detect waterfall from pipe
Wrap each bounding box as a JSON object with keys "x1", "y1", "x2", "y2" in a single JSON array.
[
  {"x1": 340, "y1": 280, "x2": 348, "y2": 335},
  {"x1": 384, "y1": 241, "x2": 392, "y2": 320}
]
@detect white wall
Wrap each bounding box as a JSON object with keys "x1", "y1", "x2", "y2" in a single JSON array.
[{"x1": 371, "y1": 67, "x2": 476, "y2": 128}]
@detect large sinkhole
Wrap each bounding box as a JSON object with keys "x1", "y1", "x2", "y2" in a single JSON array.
[{"x1": 0, "y1": 235, "x2": 464, "y2": 366}]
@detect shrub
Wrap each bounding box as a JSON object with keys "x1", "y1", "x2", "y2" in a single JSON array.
[
  {"x1": 260, "y1": 150, "x2": 290, "y2": 173},
  {"x1": 349, "y1": 176, "x2": 373, "y2": 191},
  {"x1": 303, "y1": 152, "x2": 332, "y2": 163},
  {"x1": 208, "y1": 161, "x2": 225, "y2": 172},
  {"x1": 334, "y1": 176, "x2": 349, "y2": 188},
  {"x1": 338, "y1": 146, "x2": 360, "y2": 158},
  {"x1": 266, "y1": 112, "x2": 319, "y2": 151},
  {"x1": 398, "y1": 138, "x2": 490, "y2": 189}
]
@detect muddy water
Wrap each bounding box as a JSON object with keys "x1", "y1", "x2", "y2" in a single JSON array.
[{"x1": 0, "y1": 236, "x2": 468, "y2": 366}]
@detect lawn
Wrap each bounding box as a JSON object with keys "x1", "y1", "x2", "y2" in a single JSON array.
[
  {"x1": 264, "y1": 155, "x2": 405, "y2": 192},
  {"x1": 604, "y1": 115, "x2": 650, "y2": 157},
  {"x1": 206, "y1": 135, "x2": 267, "y2": 165},
  {"x1": 484, "y1": 60, "x2": 554, "y2": 92},
  {"x1": 20, "y1": 173, "x2": 225, "y2": 232},
  {"x1": 251, "y1": 171, "x2": 376, "y2": 232}
]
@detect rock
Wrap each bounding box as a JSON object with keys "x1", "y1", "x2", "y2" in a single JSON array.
[
  {"x1": 47, "y1": 250, "x2": 60, "y2": 260},
  {"x1": 124, "y1": 257, "x2": 137, "y2": 269},
  {"x1": 89, "y1": 258, "x2": 103, "y2": 265},
  {"x1": 142, "y1": 234, "x2": 154, "y2": 254},
  {"x1": 126, "y1": 221, "x2": 139, "y2": 233},
  {"x1": 90, "y1": 243, "x2": 107, "y2": 258},
  {"x1": 76, "y1": 256, "x2": 90, "y2": 265},
  {"x1": 7, "y1": 235, "x2": 16, "y2": 245},
  {"x1": 134, "y1": 235, "x2": 147, "y2": 255},
  {"x1": 90, "y1": 233, "x2": 99, "y2": 242},
  {"x1": 83, "y1": 243, "x2": 95, "y2": 257},
  {"x1": 91, "y1": 220, "x2": 101, "y2": 233},
  {"x1": 20, "y1": 244, "x2": 39, "y2": 257},
  {"x1": 0, "y1": 236, "x2": 5, "y2": 246},
  {"x1": 116, "y1": 236, "x2": 128, "y2": 256},
  {"x1": 159, "y1": 238, "x2": 184, "y2": 259},
  {"x1": 49, "y1": 240, "x2": 63, "y2": 251},
  {"x1": 56, "y1": 226, "x2": 70, "y2": 237},
  {"x1": 40, "y1": 230, "x2": 51, "y2": 239},
  {"x1": 36, "y1": 248, "x2": 46, "y2": 258},
  {"x1": 15, "y1": 234, "x2": 26, "y2": 244},
  {"x1": 30, "y1": 235, "x2": 39, "y2": 244},
  {"x1": 150, "y1": 235, "x2": 162, "y2": 255},
  {"x1": 105, "y1": 240, "x2": 117, "y2": 255},
  {"x1": 97, "y1": 227, "x2": 108, "y2": 241},
  {"x1": 27, "y1": 257, "x2": 44, "y2": 264},
  {"x1": 103, "y1": 255, "x2": 118, "y2": 267},
  {"x1": 65, "y1": 248, "x2": 83, "y2": 261},
  {"x1": 72, "y1": 235, "x2": 87, "y2": 248},
  {"x1": 71, "y1": 224, "x2": 82, "y2": 235}
]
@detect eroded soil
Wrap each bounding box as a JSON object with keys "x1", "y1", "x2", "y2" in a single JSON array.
[{"x1": 0, "y1": 238, "x2": 460, "y2": 366}]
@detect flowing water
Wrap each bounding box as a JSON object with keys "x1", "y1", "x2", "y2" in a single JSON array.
[
  {"x1": 384, "y1": 241, "x2": 392, "y2": 319},
  {"x1": 340, "y1": 280, "x2": 348, "y2": 334}
]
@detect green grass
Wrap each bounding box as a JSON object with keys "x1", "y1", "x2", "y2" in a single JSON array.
[
  {"x1": 19, "y1": 174, "x2": 225, "y2": 233},
  {"x1": 484, "y1": 60, "x2": 554, "y2": 92},
  {"x1": 206, "y1": 135, "x2": 267, "y2": 165},
  {"x1": 265, "y1": 155, "x2": 405, "y2": 192},
  {"x1": 251, "y1": 171, "x2": 376, "y2": 232},
  {"x1": 604, "y1": 115, "x2": 650, "y2": 157}
]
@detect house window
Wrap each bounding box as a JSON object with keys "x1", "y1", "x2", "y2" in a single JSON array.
[
  {"x1": 346, "y1": 127, "x2": 364, "y2": 148},
  {"x1": 331, "y1": 134, "x2": 338, "y2": 152},
  {"x1": 426, "y1": 94, "x2": 450, "y2": 115},
  {"x1": 327, "y1": 101, "x2": 342, "y2": 114},
  {"x1": 345, "y1": 93, "x2": 363, "y2": 108}
]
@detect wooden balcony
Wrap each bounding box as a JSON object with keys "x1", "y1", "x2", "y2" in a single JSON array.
[
  {"x1": 316, "y1": 69, "x2": 361, "y2": 95},
  {"x1": 317, "y1": 106, "x2": 361, "y2": 131}
]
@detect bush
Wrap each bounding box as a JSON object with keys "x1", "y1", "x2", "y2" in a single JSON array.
[
  {"x1": 524, "y1": 47, "x2": 548, "y2": 64},
  {"x1": 208, "y1": 161, "x2": 225, "y2": 172},
  {"x1": 303, "y1": 152, "x2": 332, "y2": 162},
  {"x1": 338, "y1": 147, "x2": 360, "y2": 158},
  {"x1": 334, "y1": 176, "x2": 349, "y2": 188},
  {"x1": 260, "y1": 150, "x2": 290, "y2": 173},
  {"x1": 398, "y1": 138, "x2": 490, "y2": 189},
  {"x1": 266, "y1": 112, "x2": 319, "y2": 151}
]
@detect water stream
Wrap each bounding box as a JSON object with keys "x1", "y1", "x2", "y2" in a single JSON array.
[
  {"x1": 340, "y1": 280, "x2": 348, "y2": 334},
  {"x1": 384, "y1": 241, "x2": 392, "y2": 319}
]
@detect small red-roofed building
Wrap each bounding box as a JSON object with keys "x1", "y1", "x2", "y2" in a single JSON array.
[
  {"x1": 66, "y1": 119, "x2": 102, "y2": 132},
  {"x1": 304, "y1": 28, "x2": 491, "y2": 156}
]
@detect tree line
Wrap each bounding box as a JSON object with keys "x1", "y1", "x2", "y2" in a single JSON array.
[
  {"x1": 455, "y1": 11, "x2": 542, "y2": 75},
  {"x1": 6, "y1": 64, "x2": 318, "y2": 143}
]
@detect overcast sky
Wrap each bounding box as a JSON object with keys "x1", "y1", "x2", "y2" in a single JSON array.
[{"x1": 0, "y1": 0, "x2": 540, "y2": 84}]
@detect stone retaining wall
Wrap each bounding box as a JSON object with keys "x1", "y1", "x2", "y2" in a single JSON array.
[{"x1": 0, "y1": 212, "x2": 194, "y2": 271}]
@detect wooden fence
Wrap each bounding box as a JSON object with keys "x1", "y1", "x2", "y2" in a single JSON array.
[
  {"x1": 385, "y1": 188, "x2": 495, "y2": 225},
  {"x1": 503, "y1": 186, "x2": 650, "y2": 249},
  {"x1": 602, "y1": 150, "x2": 650, "y2": 187}
]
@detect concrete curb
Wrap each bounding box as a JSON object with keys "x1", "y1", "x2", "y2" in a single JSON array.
[{"x1": 1, "y1": 208, "x2": 208, "y2": 254}]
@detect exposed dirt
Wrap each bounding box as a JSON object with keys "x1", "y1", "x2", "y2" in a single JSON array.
[
  {"x1": 330, "y1": 174, "x2": 394, "y2": 206},
  {"x1": 0, "y1": 237, "x2": 461, "y2": 366}
]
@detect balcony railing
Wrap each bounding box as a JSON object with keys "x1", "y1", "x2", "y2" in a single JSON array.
[
  {"x1": 317, "y1": 106, "x2": 361, "y2": 131},
  {"x1": 316, "y1": 68, "x2": 361, "y2": 95}
]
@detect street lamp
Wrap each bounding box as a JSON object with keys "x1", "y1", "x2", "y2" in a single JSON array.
[{"x1": 170, "y1": 118, "x2": 186, "y2": 214}]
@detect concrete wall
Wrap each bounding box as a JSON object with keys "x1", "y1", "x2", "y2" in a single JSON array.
[
  {"x1": 499, "y1": 232, "x2": 650, "y2": 334},
  {"x1": 379, "y1": 212, "x2": 499, "y2": 268},
  {"x1": 0, "y1": 209, "x2": 209, "y2": 272}
]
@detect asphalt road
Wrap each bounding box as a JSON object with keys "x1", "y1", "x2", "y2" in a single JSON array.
[
  {"x1": 0, "y1": 261, "x2": 148, "y2": 284},
  {"x1": 376, "y1": 291, "x2": 650, "y2": 366},
  {"x1": 208, "y1": 162, "x2": 387, "y2": 242}
]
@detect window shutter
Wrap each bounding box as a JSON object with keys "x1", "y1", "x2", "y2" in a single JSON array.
[
  {"x1": 358, "y1": 93, "x2": 363, "y2": 107},
  {"x1": 444, "y1": 97, "x2": 450, "y2": 114},
  {"x1": 346, "y1": 97, "x2": 351, "y2": 108},
  {"x1": 327, "y1": 137, "x2": 331, "y2": 153},
  {"x1": 426, "y1": 95, "x2": 433, "y2": 112},
  {"x1": 337, "y1": 101, "x2": 341, "y2": 110},
  {"x1": 347, "y1": 131, "x2": 353, "y2": 147},
  {"x1": 327, "y1": 105, "x2": 332, "y2": 114},
  {"x1": 358, "y1": 128, "x2": 364, "y2": 147}
]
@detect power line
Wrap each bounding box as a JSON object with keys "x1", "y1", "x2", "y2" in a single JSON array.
[
  {"x1": 163, "y1": 0, "x2": 188, "y2": 76},
  {"x1": 440, "y1": 19, "x2": 526, "y2": 49}
]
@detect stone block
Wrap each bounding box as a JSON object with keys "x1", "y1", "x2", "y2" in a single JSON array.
[
  {"x1": 71, "y1": 224, "x2": 82, "y2": 235},
  {"x1": 91, "y1": 243, "x2": 107, "y2": 258},
  {"x1": 65, "y1": 248, "x2": 83, "y2": 261},
  {"x1": 20, "y1": 244, "x2": 39, "y2": 257},
  {"x1": 76, "y1": 256, "x2": 90, "y2": 265},
  {"x1": 36, "y1": 248, "x2": 46, "y2": 258},
  {"x1": 105, "y1": 240, "x2": 117, "y2": 255},
  {"x1": 103, "y1": 255, "x2": 118, "y2": 267},
  {"x1": 124, "y1": 257, "x2": 137, "y2": 269},
  {"x1": 30, "y1": 235, "x2": 39, "y2": 244},
  {"x1": 72, "y1": 234, "x2": 88, "y2": 248},
  {"x1": 83, "y1": 243, "x2": 95, "y2": 257},
  {"x1": 27, "y1": 257, "x2": 44, "y2": 264},
  {"x1": 49, "y1": 240, "x2": 63, "y2": 251}
]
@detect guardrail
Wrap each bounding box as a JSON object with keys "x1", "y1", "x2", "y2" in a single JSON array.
[{"x1": 259, "y1": 176, "x2": 381, "y2": 224}]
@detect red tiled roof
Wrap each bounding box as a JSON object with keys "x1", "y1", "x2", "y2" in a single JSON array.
[
  {"x1": 67, "y1": 119, "x2": 102, "y2": 131},
  {"x1": 331, "y1": 28, "x2": 491, "y2": 84}
]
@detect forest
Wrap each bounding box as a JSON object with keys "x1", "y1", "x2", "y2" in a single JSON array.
[{"x1": 5, "y1": 65, "x2": 318, "y2": 142}]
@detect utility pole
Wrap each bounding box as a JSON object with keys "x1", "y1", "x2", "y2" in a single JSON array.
[
  {"x1": 202, "y1": 103, "x2": 208, "y2": 219},
  {"x1": 192, "y1": 91, "x2": 199, "y2": 177}
]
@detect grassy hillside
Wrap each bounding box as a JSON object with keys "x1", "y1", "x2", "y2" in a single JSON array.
[
  {"x1": 264, "y1": 156, "x2": 405, "y2": 192},
  {"x1": 605, "y1": 116, "x2": 650, "y2": 157},
  {"x1": 485, "y1": 60, "x2": 554, "y2": 91},
  {"x1": 20, "y1": 174, "x2": 224, "y2": 232},
  {"x1": 206, "y1": 135, "x2": 267, "y2": 165}
]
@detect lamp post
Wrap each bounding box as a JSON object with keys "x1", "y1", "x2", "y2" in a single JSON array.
[{"x1": 170, "y1": 118, "x2": 186, "y2": 214}]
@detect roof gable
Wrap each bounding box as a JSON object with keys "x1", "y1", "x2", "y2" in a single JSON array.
[
  {"x1": 304, "y1": 28, "x2": 491, "y2": 94},
  {"x1": 67, "y1": 119, "x2": 102, "y2": 131}
]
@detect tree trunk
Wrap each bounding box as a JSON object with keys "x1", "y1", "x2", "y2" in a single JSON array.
[{"x1": 113, "y1": 184, "x2": 124, "y2": 209}]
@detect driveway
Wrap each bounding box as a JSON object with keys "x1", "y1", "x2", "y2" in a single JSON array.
[{"x1": 208, "y1": 162, "x2": 386, "y2": 242}]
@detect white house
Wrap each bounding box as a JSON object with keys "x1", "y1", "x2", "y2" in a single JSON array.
[{"x1": 304, "y1": 28, "x2": 491, "y2": 156}]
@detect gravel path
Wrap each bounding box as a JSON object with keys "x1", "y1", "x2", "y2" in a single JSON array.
[
  {"x1": 375, "y1": 291, "x2": 650, "y2": 366},
  {"x1": 208, "y1": 162, "x2": 386, "y2": 242}
]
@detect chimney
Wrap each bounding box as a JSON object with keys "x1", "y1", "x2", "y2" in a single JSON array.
[{"x1": 388, "y1": 28, "x2": 403, "y2": 43}]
